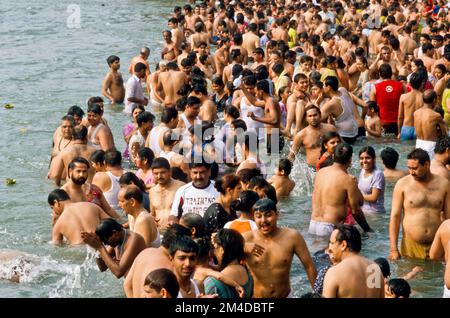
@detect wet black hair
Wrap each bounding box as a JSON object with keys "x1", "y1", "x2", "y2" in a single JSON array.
[
  {"x1": 95, "y1": 218, "x2": 123, "y2": 244},
  {"x1": 380, "y1": 147, "x2": 399, "y2": 169},
  {"x1": 144, "y1": 268, "x2": 179, "y2": 298},
  {"x1": 47, "y1": 189, "x2": 70, "y2": 205},
  {"x1": 387, "y1": 278, "x2": 411, "y2": 298}
]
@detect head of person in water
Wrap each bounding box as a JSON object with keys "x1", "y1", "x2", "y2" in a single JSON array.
[
  {"x1": 327, "y1": 224, "x2": 362, "y2": 264},
  {"x1": 60, "y1": 115, "x2": 75, "y2": 140},
  {"x1": 95, "y1": 218, "x2": 125, "y2": 247},
  {"x1": 106, "y1": 55, "x2": 120, "y2": 70},
  {"x1": 48, "y1": 188, "x2": 71, "y2": 217},
  {"x1": 140, "y1": 47, "x2": 150, "y2": 59},
  {"x1": 67, "y1": 105, "x2": 85, "y2": 126},
  {"x1": 386, "y1": 278, "x2": 411, "y2": 298},
  {"x1": 253, "y1": 198, "x2": 279, "y2": 236},
  {"x1": 90, "y1": 150, "x2": 106, "y2": 173},
  {"x1": 179, "y1": 213, "x2": 206, "y2": 239},
  {"x1": 134, "y1": 62, "x2": 147, "y2": 80},
  {"x1": 143, "y1": 268, "x2": 179, "y2": 298},
  {"x1": 380, "y1": 147, "x2": 400, "y2": 170},
  {"x1": 151, "y1": 157, "x2": 172, "y2": 186},
  {"x1": 68, "y1": 157, "x2": 89, "y2": 185},
  {"x1": 406, "y1": 148, "x2": 431, "y2": 181},
  {"x1": 169, "y1": 236, "x2": 199, "y2": 281},
  {"x1": 334, "y1": 143, "x2": 353, "y2": 167},
  {"x1": 87, "y1": 103, "x2": 103, "y2": 127}
]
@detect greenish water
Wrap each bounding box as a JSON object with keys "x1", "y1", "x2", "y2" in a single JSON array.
[{"x1": 0, "y1": 0, "x2": 445, "y2": 297}]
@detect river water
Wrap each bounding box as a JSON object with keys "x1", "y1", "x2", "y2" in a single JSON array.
[{"x1": 0, "y1": 0, "x2": 445, "y2": 297}]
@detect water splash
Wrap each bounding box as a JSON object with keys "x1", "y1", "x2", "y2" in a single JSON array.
[{"x1": 290, "y1": 153, "x2": 315, "y2": 197}]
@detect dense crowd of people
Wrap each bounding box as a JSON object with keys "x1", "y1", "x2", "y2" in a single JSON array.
[{"x1": 44, "y1": 0, "x2": 450, "y2": 298}]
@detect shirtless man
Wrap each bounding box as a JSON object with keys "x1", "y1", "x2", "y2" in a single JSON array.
[
  {"x1": 102, "y1": 55, "x2": 125, "y2": 104},
  {"x1": 341, "y1": 4, "x2": 361, "y2": 27},
  {"x1": 268, "y1": 159, "x2": 295, "y2": 198},
  {"x1": 118, "y1": 186, "x2": 159, "y2": 248},
  {"x1": 380, "y1": 147, "x2": 408, "y2": 182},
  {"x1": 191, "y1": 84, "x2": 217, "y2": 123},
  {"x1": 370, "y1": 46, "x2": 401, "y2": 77},
  {"x1": 145, "y1": 107, "x2": 178, "y2": 157},
  {"x1": 399, "y1": 25, "x2": 418, "y2": 55},
  {"x1": 168, "y1": 18, "x2": 184, "y2": 50},
  {"x1": 48, "y1": 189, "x2": 108, "y2": 245},
  {"x1": 283, "y1": 73, "x2": 310, "y2": 138},
  {"x1": 230, "y1": 33, "x2": 248, "y2": 65},
  {"x1": 272, "y1": 17, "x2": 289, "y2": 43},
  {"x1": 61, "y1": 157, "x2": 120, "y2": 219},
  {"x1": 149, "y1": 158, "x2": 185, "y2": 232},
  {"x1": 244, "y1": 80, "x2": 282, "y2": 155},
  {"x1": 250, "y1": 48, "x2": 266, "y2": 71},
  {"x1": 214, "y1": 37, "x2": 230, "y2": 79},
  {"x1": 49, "y1": 125, "x2": 96, "y2": 186},
  {"x1": 82, "y1": 218, "x2": 146, "y2": 279},
  {"x1": 157, "y1": 62, "x2": 188, "y2": 108},
  {"x1": 161, "y1": 30, "x2": 180, "y2": 62},
  {"x1": 288, "y1": 105, "x2": 336, "y2": 166},
  {"x1": 310, "y1": 143, "x2": 373, "y2": 237},
  {"x1": 323, "y1": 225, "x2": 384, "y2": 298},
  {"x1": 92, "y1": 150, "x2": 124, "y2": 210},
  {"x1": 398, "y1": 73, "x2": 424, "y2": 141},
  {"x1": 243, "y1": 198, "x2": 317, "y2": 298},
  {"x1": 128, "y1": 47, "x2": 150, "y2": 81},
  {"x1": 48, "y1": 115, "x2": 74, "y2": 179},
  {"x1": 242, "y1": 23, "x2": 260, "y2": 61},
  {"x1": 421, "y1": 43, "x2": 436, "y2": 72},
  {"x1": 124, "y1": 224, "x2": 191, "y2": 298},
  {"x1": 190, "y1": 22, "x2": 210, "y2": 50},
  {"x1": 86, "y1": 103, "x2": 115, "y2": 151},
  {"x1": 414, "y1": 90, "x2": 448, "y2": 160},
  {"x1": 389, "y1": 148, "x2": 450, "y2": 260},
  {"x1": 148, "y1": 61, "x2": 166, "y2": 108},
  {"x1": 431, "y1": 137, "x2": 450, "y2": 181}
]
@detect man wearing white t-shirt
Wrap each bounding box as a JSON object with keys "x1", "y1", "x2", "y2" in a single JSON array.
[
  {"x1": 124, "y1": 63, "x2": 148, "y2": 114},
  {"x1": 168, "y1": 161, "x2": 219, "y2": 223}
]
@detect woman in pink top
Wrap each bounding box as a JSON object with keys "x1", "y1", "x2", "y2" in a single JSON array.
[{"x1": 135, "y1": 147, "x2": 155, "y2": 189}]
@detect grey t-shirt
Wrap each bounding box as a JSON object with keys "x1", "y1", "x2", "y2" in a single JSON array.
[{"x1": 358, "y1": 168, "x2": 386, "y2": 214}]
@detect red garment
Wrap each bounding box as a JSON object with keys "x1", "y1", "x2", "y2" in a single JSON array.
[
  {"x1": 374, "y1": 80, "x2": 404, "y2": 124},
  {"x1": 406, "y1": 81, "x2": 433, "y2": 92}
]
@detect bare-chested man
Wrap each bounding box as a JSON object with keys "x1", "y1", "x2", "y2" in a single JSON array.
[
  {"x1": 243, "y1": 198, "x2": 317, "y2": 298},
  {"x1": 48, "y1": 115, "x2": 74, "y2": 179},
  {"x1": 123, "y1": 224, "x2": 191, "y2": 298},
  {"x1": 157, "y1": 62, "x2": 188, "y2": 108},
  {"x1": 190, "y1": 22, "x2": 210, "y2": 50},
  {"x1": 214, "y1": 37, "x2": 230, "y2": 79},
  {"x1": 398, "y1": 73, "x2": 424, "y2": 141},
  {"x1": 380, "y1": 147, "x2": 408, "y2": 182},
  {"x1": 61, "y1": 157, "x2": 120, "y2": 219},
  {"x1": 128, "y1": 47, "x2": 150, "y2": 81},
  {"x1": 370, "y1": 46, "x2": 401, "y2": 77},
  {"x1": 323, "y1": 225, "x2": 384, "y2": 298},
  {"x1": 414, "y1": 90, "x2": 448, "y2": 160},
  {"x1": 272, "y1": 17, "x2": 289, "y2": 43},
  {"x1": 242, "y1": 23, "x2": 260, "y2": 61},
  {"x1": 48, "y1": 189, "x2": 109, "y2": 245},
  {"x1": 86, "y1": 103, "x2": 115, "y2": 151},
  {"x1": 102, "y1": 55, "x2": 125, "y2": 104},
  {"x1": 49, "y1": 125, "x2": 96, "y2": 186},
  {"x1": 118, "y1": 186, "x2": 159, "y2": 248},
  {"x1": 149, "y1": 158, "x2": 185, "y2": 232},
  {"x1": 389, "y1": 148, "x2": 450, "y2": 260},
  {"x1": 168, "y1": 18, "x2": 184, "y2": 50},
  {"x1": 283, "y1": 73, "x2": 310, "y2": 138},
  {"x1": 161, "y1": 30, "x2": 180, "y2": 62},
  {"x1": 82, "y1": 218, "x2": 146, "y2": 279},
  {"x1": 399, "y1": 25, "x2": 418, "y2": 55},
  {"x1": 288, "y1": 105, "x2": 336, "y2": 166},
  {"x1": 191, "y1": 84, "x2": 217, "y2": 123},
  {"x1": 431, "y1": 137, "x2": 450, "y2": 181},
  {"x1": 310, "y1": 143, "x2": 373, "y2": 237}
]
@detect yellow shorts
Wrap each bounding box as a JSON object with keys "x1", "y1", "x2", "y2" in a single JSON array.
[{"x1": 401, "y1": 237, "x2": 431, "y2": 260}]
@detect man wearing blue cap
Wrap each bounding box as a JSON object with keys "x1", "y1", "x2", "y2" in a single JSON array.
[{"x1": 243, "y1": 198, "x2": 317, "y2": 298}]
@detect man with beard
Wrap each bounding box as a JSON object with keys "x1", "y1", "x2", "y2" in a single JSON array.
[
  {"x1": 48, "y1": 189, "x2": 109, "y2": 245},
  {"x1": 389, "y1": 148, "x2": 450, "y2": 260},
  {"x1": 243, "y1": 198, "x2": 317, "y2": 298},
  {"x1": 288, "y1": 105, "x2": 336, "y2": 166},
  {"x1": 82, "y1": 218, "x2": 146, "y2": 279},
  {"x1": 149, "y1": 158, "x2": 185, "y2": 232},
  {"x1": 61, "y1": 157, "x2": 121, "y2": 219},
  {"x1": 168, "y1": 160, "x2": 218, "y2": 223}
]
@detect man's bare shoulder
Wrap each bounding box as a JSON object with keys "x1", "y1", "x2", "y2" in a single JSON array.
[
  {"x1": 321, "y1": 123, "x2": 337, "y2": 131},
  {"x1": 242, "y1": 229, "x2": 256, "y2": 242}
]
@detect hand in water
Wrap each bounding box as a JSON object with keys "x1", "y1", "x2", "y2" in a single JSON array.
[{"x1": 389, "y1": 250, "x2": 401, "y2": 260}]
